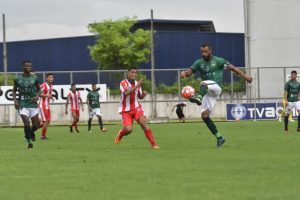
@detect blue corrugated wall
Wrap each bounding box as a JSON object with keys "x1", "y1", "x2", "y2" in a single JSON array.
[{"x1": 0, "y1": 31, "x2": 244, "y2": 72}]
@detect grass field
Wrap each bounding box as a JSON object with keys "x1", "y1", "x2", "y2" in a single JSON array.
[{"x1": 1, "y1": 120, "x2": 300, "y2": 200}]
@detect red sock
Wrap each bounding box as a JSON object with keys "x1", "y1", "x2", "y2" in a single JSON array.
[
  {"x1": 144, "y1": 128, "x2": 156, "y2": 146},
  {"x1": 119, "y1": 129, "x2": 127, "y2": 137},
  {"x1": 42, "y1": 128, "x2": 47, "y2": 137}
]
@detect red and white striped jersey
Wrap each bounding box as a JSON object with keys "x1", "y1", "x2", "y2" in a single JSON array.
[
  {"x1": 67, "y1": 91, "x2": 81, "y2": 111},
  {"x1": 38, "y1": 82, "x2": 53, "y2": 110},
  {"x1": 119, "y1": 79, "x2": 143, "y2": 113}
]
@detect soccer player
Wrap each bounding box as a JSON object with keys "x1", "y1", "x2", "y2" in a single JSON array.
[
  {"x1": 87, "y1": 83, "x2": 107, "y2": 133},
  {"x1": 114, "y1": 67, "x2": 159, "y2": 149},
  {"x1": 180, "y1": 43, "x2": 252, "y2": 147},
  {"x1": 172, "y1": 102, "x2": 187, "y2": 123},
  {"x1": 65, "y1": 83, "x2": 84, "y2": 133},
  {"x1": 283, "y1": 70, "x2": 300, "y2": 132},
  {"x1": 12, "y1": 60, "x2": 41, "y2": 148},
  {"x1": 38, "y1": 73, "x2": 54, "y2": 139}
]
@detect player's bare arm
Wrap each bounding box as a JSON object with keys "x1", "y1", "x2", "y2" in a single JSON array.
[
  {"x1": 283, "y1": 90, "x2": 289, "y2": 106},
  {"x1": 12, "y1": 82, "x2": 20, "y2": 110},
  {"x1": 180, "y1": 68, "x2": 193, "y2": 78},
  {"x1": 79, "y1": 98, "x2": 84, "y2": 111},
  {"x1": 139, "y1": 91, "x2": 147, "y2": 99},
  {"x1": 87, "y1": 99, "x2": 92, "y2": 111},
  {"x1": 227, "y1": 64, "x2": 253, "y2": 83},
  {"x1": 65, "y1": 99, "x2": 69, "y2": 115}
]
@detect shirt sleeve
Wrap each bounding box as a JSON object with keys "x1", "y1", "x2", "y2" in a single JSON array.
[
  {"x1": 284, "y1": 82, "x2": 289, "y2": 90},
  {"x1": 219, "y1": 57, "x2": 231, "y2": 69},
  {"x1": 190, "y1": 59, "x2": 201, "y2": 73},
  {"x1": 120, "y1": 81, "x2": 128, "y2": 94}
]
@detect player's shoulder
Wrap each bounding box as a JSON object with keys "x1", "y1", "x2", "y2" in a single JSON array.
[{"x1": 213, "y1": 55, "x2": 226, "y2": 62}]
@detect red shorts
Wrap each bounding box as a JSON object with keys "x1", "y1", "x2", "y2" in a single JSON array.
[
  {"x1": 71, "y1": 109, "x2": 80, "y2": 117},
  {"x1": 121, "y1": 107, "x2": 145, "y2": 126},
  {"x1": 39, "y1": 108, "x2": 51, "y2": 122}
]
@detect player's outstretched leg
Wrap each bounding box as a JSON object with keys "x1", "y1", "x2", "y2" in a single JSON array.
[
  {"x1": 190, "y1": 83, "x2": 208, "y2": 106},
  {"x1": 115, "y1": 127, "x2": 132, "y2": 144},
  {"x1": 138, "y1": 116, "x2": 159, "y2": 149},
  {"x1": 98, "y1": 116, "x2": 107, "y2": 132}
]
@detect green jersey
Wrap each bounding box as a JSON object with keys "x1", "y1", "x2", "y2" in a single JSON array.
[
  {"x1": 284, "y1": 80, "x2": 300, "y2": 102},
  {"x1": 14, "y1": 74, "x2": 39, "y2": 108},
  {"x1": 87, "y1": 91, "x2": 100, "y2": 109},
  {"x1": 190, "y1": 56, "x2": 230, "y2": 85}
]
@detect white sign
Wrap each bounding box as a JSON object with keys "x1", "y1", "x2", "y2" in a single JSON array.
[{"x1": 0, "y1": 84, "x2": 107, "y2": 105}]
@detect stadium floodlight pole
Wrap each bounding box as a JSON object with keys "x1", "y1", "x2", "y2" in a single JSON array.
[
  {"x1": 150, "y1": 9, "x2": 157, "y2": 118},
  {"x1": 2, "y1": 13, "x2": 8, "y2": 86}
]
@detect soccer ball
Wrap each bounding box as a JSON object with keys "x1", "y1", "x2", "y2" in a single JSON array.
[{"x1": 181, "y1": 86, "x2": 195, "y2": 99}]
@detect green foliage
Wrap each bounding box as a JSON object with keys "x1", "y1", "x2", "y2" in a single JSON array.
[
  {"x1": 0, "y1": 74, "x2": 15, "y2": 85},
  {"x1": 88, "y1": 17, "x2": 151, "y2": 69},
  {"x1": 221, "y1": 78, "x2": 246, "y2": 93}
]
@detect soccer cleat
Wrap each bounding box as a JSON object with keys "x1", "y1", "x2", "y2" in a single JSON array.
[
  {"x1": 31, "y1": 132, "x2": 36, "y2": 142},
  {"x1": 152, "y1": 145, "x2": 160, "y2": 150},
  {"x1": 75, "y1": 127, "x2": 80, "y2": 133},
  {"x1": 189, "y1": 97, "x2": 202, "y2": 106},
  {"x1": 69, "y1": 126, "x2": 73, "y2": 133},
  {"x1": 28, "y1": 143, "x2": 33, "y2": 149},
  {"x1": 278, "y1": 117, "x2": 282, "y2": 122},
  {"x1": 88, "y1": 130, "x2": 92, "y2": 133},
  {"x1": 290, "y1": 119, "x2": 295, "y2": 122},
  {"x1": 297, "y1": 128, "x2": 300, "y2": 132},
  {"x1": 217, "y1": 137, "x2": 226, "y2": 147},
  {"x1": 285, "y1": 128, "x2": 288, "y2": 133},
  {"x1": 101, "y1": 128, "x2": 107, "y2": 132},
  {"x1": 114, "y1": 131, "x2": 122, "y2": 144},
  {"x1": 41, "y1": 136, "x2": 48, "y2": 140}
]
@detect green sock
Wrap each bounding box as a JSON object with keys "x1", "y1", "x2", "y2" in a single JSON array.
[
  {"x1": 26, "y1": 139, "x2": 32, "y2": 144},
  {"x1": 196, "y1": 85, "x2": 208, "y2": 100},
  {"x1": 202, "y1": 117, "x2": 222, "y2": 139}
]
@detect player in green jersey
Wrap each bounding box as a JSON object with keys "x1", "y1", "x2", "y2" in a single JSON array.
[
  {"x1": 12, "y1": 60, "x2": 41, "y2": 149},
  {"x1": 181, "y1": 43, "x2": 252, "y2": 147},
  {"x1": 283, "y1": 70, "x2": 300, "y2": 132},
  {"x1": 87, "y1": 83, "x2": 107, "y2": 133}
]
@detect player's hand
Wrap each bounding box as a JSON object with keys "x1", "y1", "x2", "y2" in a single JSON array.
[
  {"x1": 65, "y1": 110, "x2": 68, "y2": 115},
  {"x1": 142, "y1": 91, "x2": 148, "y2": 97},
  {"x1": 31, "y1": 96, "x2": 39, "y2": 103},
  {"x1": 245, "y1": 75, "x2": 253, "y2": 83},
  {"x1": 137, "y1": 78, "x2": 144, "y2": 87},
  {"x1": 180, "y1": 71, "x2": 187, "y2": 78}
]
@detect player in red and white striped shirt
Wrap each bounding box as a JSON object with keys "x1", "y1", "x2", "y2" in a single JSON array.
[
  {"x1": 38, "y1": 73, "x2": 54, "y2": 139},
  {"x1": 65, "y1": 83, "x2": 84, "y2": 133},
  {"x1": 115, "y1": 67, "x2": 159, "y2": 149}
]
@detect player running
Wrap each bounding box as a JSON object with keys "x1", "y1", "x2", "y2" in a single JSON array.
[
  {"x1": 283, "y1": 70, "x2": 300, "y2": 132},
  {"x1": 172, "y1": 102, "x2": 187, "y2": 123},
  {"x1": 181, "y1": 43, "x2": 252, "y2": 147},
  {"x1": 115, "y1": 67, "x2": 159, "y2": 149},
  {"x1": 87, "y1": 83, "x2": 107, "y2": 133},
  {"x1": 65, "y1": 83, "x2": 84, "y2": 133},
  {"x1": 12, "y1": 60, "x2": 41, "y2": 148},
  {"x1": 38, "y1": 73, "x2": 54, "y2": 139}
]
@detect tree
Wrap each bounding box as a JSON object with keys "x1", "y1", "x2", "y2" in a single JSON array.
[{"x1": 88, "y1": 17, "x2": 151, "y2": 69}]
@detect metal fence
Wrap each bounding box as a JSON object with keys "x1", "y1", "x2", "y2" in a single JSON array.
[{"x1": 0, "y1": 67, "x2": 298, "y2": 125}]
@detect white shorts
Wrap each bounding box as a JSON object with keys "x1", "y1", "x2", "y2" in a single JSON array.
[
  {"x1": 19, "y1": 108, "x2": 39, "y2": 118},
  {"x1": 201, "y1": 80, "x2": 222, "y2": 113},
  {"x1": 89, "y1": 108, "x2": 102, "y2": 118},
  {"x1": 285, "y1": 101, "x2": 300, "y2": 114}
]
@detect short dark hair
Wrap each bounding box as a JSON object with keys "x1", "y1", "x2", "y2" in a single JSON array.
[
  {"x1": 46, "y1": 73, "x2": 54, "y2": 77},
  {"x1": 71, "y1": 83, "x2": 76, "y2": 87},
  {"x1": 291, "y1": 70, "x2": 297, "y2": 74},
  {"x1": 92, "y1": 83, "x2": 96, "y2": 86},
  {"x1": 201, "y1": 43, "x2": 212, "y2": 50},
  {"x1": 22, "y1": 60, "x2": 31, "y2": 65},
  {"x1": 128, "y1": 67, "x2": 138, "y2": 71}
]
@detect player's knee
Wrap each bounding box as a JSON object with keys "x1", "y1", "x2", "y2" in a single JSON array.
[{"x1": 124, "y1": 127, "x2": 132, "y2": 134}]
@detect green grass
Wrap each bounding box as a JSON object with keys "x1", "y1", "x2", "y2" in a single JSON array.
[{"x1": 1, "y1": 121, "x2": 300, "y2": 200}]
